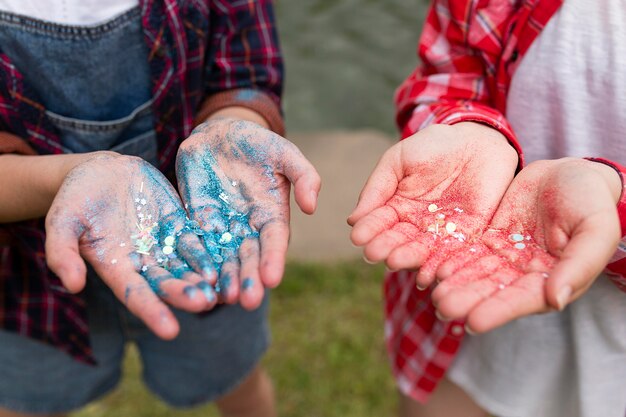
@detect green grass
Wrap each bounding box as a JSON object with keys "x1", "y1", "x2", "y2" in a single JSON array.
[{"x1": 74, "y1": 260, "x2": 396, "y2": 417}]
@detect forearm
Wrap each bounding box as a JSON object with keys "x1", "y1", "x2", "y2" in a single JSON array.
[{"x1": 0, "y1": 151, "x2": 112, "y2": 222}]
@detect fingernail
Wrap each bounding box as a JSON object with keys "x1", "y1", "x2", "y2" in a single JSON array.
[
  {"x1": 464, "y1": 324, "x2": 477, "y2": 335},
  {"x1": 203, "y1": 267, "x2": 214, "y2": 280},
  {"x1": 556, "y1": 285, "x2": 572, "y2": 311},
  {"x1": 183, "y1": 286, "x2": 198, "y2": 299},
  {"x1": 435, "y1": 310, "x2": 450, "y2": 322},
  {"x1": 416, "y1": 282, "x2": 427, "y2": 291},
  {"x1": 362, "y1": 255, "x2": 377, "y2": 265},
  {"x1": 197, "y1": 282, "x2": 216, "y2": 303},
  {"x1": 310, "y1": 190, "x2": 318, "y2": 204},
  {"x1": 242, "y1": 278, "x2": 254, "y2": 291}
]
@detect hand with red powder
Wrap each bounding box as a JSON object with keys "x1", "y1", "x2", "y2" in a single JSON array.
[
  {"x1": 45, "y1": 152, "x2": 220, "y2": 341},
  {"x1": 348, "y1": 122, "x2": 519, "y2": 288},
  {"x1": 176, "y1": 118, "x2": 321, "y2": 310},
  {"x1": 432, "y1": 158, "x2": 622, "y2": 333}
]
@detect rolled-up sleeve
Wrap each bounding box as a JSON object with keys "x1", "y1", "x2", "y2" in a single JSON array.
[{"x1": 197, "y1": 0, "x2": 285, "y2": 135}]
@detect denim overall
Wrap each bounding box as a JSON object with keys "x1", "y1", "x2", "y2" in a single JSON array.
[
  {"x1": 0, "y1": 7, "x2": 157, "y2": 162},
  {"x1": 0, "y1": 8, "x2": 268, "y2": 413}
]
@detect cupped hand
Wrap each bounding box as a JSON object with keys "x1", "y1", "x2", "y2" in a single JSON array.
[
  {"x1": 45, "y1": 152, "x2": 220, "y2": 340},
  {"x1": 433, "y1": 158, "x2": 622, "y2": 332},
  {"x1": 176, "y1": 118, "x2": 321, "y2": 310},
  {"x1": 348, "y1": 122, "x2": 519, "y2": 288}
]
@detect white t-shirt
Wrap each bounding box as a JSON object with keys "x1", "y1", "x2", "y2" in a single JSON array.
[
  {"x1": 0, "y1": 0, "x2": 138, "y2": 25},
  {"x1": 447, "y1": 1, "x2": 626, "y2": 417}
]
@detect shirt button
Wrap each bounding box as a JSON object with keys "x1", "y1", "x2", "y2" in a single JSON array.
[{"x1": 451, "y1": 325, "x2": 464, "y2": 336}]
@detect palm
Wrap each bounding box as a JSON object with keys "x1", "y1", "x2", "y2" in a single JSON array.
[
  {"x1": 46, "y1": 154, "x2": 216, "y2": 340},
  {"x1": 349, "y1": 123, "x2": 519, "y2": 287},
  {"x1": 176, "y1": 119, "x2": 320, "y2": 309},
  {"x1": 433, "y1": 159, "x2": 621, "y2": 332}
]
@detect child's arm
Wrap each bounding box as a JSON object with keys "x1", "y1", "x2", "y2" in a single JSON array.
[
  {"x1": 348, "y1": 2, "x2": 523, "y2": 276},
  {"x1": 174, "y1": 0, "x2": 320, "y2": 310},
  {"x1": 394, "y1": 0, "x2": 522, "y2": 160},
  {"x1": 0, "y1": 152, "x2": 111, "y2": 222}
]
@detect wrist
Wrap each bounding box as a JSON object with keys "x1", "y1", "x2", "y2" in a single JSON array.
[
  {"x1": 584, "y1": 158, "x2": 623, "y2": 204},
  {"x1": 205, "y1": 106, "x2": 270, "y2": 130}
]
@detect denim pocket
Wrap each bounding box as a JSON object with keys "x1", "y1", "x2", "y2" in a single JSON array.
[{"x1": 45, "y1": 99, "x2": 158, "y2": 165}]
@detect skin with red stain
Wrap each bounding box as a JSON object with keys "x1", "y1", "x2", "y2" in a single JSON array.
[
  {"x1": 349, "y1": 123, "x2": 623, "y2": 332},
  {"x1": 433, "y1": 157, "x2": 622, "y2": 333},
  {"x1": 348, "y1": 122, "x2": 519, "y2": 288}
]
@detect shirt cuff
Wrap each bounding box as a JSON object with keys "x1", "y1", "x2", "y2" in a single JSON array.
[
  {"x1": 0, "y1": 131, "x2": 37, "y2": 155},
  {"x1": 195, "y1": 89, "x2": 285, "y2": 137},
  {"x1": 401, "y1": 104, "x2": 524, "y2": 172}
]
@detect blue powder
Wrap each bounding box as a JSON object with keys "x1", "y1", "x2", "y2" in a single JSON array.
[
  {"x1": 235, "y1": 89, "x2": 261, "y2": 102},
  {"x1": 183, "y1": 285, "x2": 198, "y2": 299},
  {"x1": 215, "y1": 274, "x2": 231, "y2": 296},
  {"x1": 242, "y1": 278, "x2": 254, "y2": 291},
  {"x1": 197, "y1": 281, "x2": 216, "y2": 302}
]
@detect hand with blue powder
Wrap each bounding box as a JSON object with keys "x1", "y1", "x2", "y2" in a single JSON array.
[
  {"x1": 431, "y1": 158, "x2": 622, "y2": 333},
  {"x1": 348, "y1": 122, "x2": 518, "y2": 289},
  {"x1": 45, "y1": 152, "x2": 220, "y2": 340},
  {"x1": 176, "y1": 118, "x2": 321, "y2": 310}
]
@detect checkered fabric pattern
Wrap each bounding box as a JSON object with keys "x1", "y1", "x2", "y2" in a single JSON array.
[
  {"x1": 0, "y1": 0, "x2": 283, "y2": 364},
  {"x1": 387, "y1": 0, "x2": 626, "y2": 403}
]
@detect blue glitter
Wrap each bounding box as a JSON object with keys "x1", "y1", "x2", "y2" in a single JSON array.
[
  {"x1": 183, "y1": 286, "x2": 198, "y2": 299},
  {"x1": 215, "y1": 274, "x2": 231, "y2": 296},
  {"x1": 242, "y1": 278, "x2": 254, "y2": 291},
  {"x1": 197, "y1": 281, "x2": 216, "y2": 302},
  {"x1": 235, "y1": 89, "x2": 261, "y2": 102}
]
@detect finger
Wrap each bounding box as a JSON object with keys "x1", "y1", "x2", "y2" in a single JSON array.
[
  {"x1": 433, "y1": 266, "x2": 520, "y2": 320},
  {"x1": 544, "y1": 213, "x2": 620, "y2": 310},
  {"x1": 238, "y1": 237, "x2": 265, "y2": 310},
  {"x1": 350, "y1": 205, "x2": 399, "y2": 246},
  {"x1": 436, "y1": 244, "x2": 491, "y2": 279},
  {"x1": 466, "y1": 272, "x2": 551, "y2": 333},
  {"x1": 45, "y1": 211, "x2": 87, "y2": 294},
  {"x1": 363, "y1": 222, "x2": 419, "y2": 263},
  {"x1": 430, "y1": 254, "x2": 504, "y2": 303},
  {"x1": 282, "y1": 144, "x2": 322, "y2": 215},
  {"x1": 100, "y1": 263, "x2": 180, "y2": 339},
  {"x1": 386, "y1": 240, "x2": 430, "y2": 272},
  {"x1": 259, "y1": 220, "x2": 289, "y2": 288},
  {"x1": 141, "y1": 265, "x2": 210, "y2": 312},
  {"x1": 217, "y1": 252, "x2": 240, "y2": 304},
  {"x1": 415, "y1": 239, "x2": 470, "y2": 289},
  {"x1": 176, "y1": 231, "x2": 218, "y2": 284},
  {"x1": 347, "y1": 150, "x2": 399, "y2": 226}
]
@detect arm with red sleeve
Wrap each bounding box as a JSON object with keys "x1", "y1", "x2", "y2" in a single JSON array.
[{"x1": 395, "y1": 0, "x2": 522, "y2": 161}]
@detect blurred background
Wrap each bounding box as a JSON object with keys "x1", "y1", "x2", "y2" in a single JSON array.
[{"x1": 76, "y1": 1, "x2": 429, "y2": 416}]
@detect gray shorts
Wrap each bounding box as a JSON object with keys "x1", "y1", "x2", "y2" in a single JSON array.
[{"x1": 0, "y1": 275, "x2": 270, "y2": 414}]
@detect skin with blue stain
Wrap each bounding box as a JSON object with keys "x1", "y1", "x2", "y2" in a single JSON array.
[
  {"x1": 45, "y1": 153, "x2": 218, "y2": 338},
  {"x1": 176, "y1": 117, "x2": 319, "y2": 308}
]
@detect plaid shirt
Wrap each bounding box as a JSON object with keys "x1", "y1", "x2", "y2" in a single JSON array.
[
  {"x1": 387, "y1": 0, "x2": 626, "y2": 403},
  {"x1": 0, "y1": 0, "x2": 283, "y2": 364}
]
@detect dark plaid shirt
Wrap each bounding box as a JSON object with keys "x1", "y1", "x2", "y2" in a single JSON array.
[{"x1": 0, "y1": 0, "x2": 283, "y2": 364}]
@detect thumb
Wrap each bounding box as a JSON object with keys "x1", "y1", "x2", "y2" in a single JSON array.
[
  {"x1": 45, "y1": 208, "x2": 88, "y2": 294},
  {"x1": 282, "y1": 144, "x2": 321, "y2": 215},
  {"x1": 347, "y1": 149, "x2": 399, "y2": 226},
  {"x1": 544, "y1": 211, "x2": 620, "y2": 310}
]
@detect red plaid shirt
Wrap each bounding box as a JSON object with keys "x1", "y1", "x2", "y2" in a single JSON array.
[
  {"x1": 0, "y1": 0, "x2": 283, "y2": 364},
  {"x1": 387, "y1": 0, "x2": 626, "y2": 403}
]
